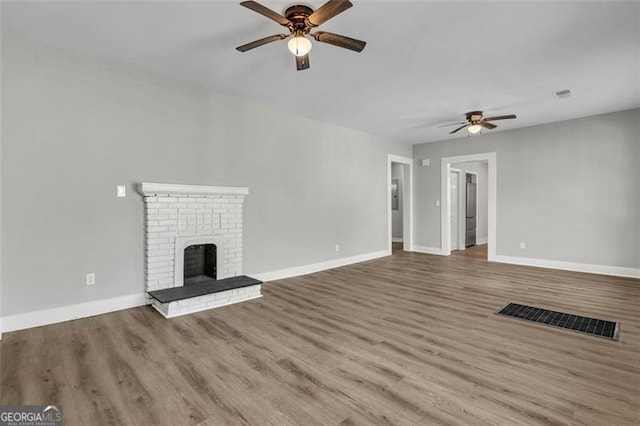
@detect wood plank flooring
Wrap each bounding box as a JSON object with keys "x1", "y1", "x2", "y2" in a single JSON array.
[
  {"x1": 452, "y1": 244, "x2": 488, "y2": 259},
  {"x1": 1, "y1": 250, "x2": 639, "y2": 425}
]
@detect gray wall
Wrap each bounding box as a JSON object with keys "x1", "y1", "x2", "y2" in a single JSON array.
[
  {"x1": 391, "y1": 163, "x2": 403, "y2": 239},
  {"x1": 414, "y1": 108, "x2": 640, "y2": 268},
  {"x1": 451, "y1": 161, "x2": 488, "y2": 244},
  {"x1": 1, "y1": 38, "x2": 411, "y2": 317}
]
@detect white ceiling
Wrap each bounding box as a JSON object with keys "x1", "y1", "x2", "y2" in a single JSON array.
[{"x1": 2, "y1": 0, "x2": 639, "y2": 144}]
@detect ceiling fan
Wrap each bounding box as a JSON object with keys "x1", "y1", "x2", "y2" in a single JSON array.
[
  {"x1": 236, "y1": 0, "x2": 366, "y2": 71},
  {"x1": 443, "y1": 111, "x2": 517, "y2": 135}
]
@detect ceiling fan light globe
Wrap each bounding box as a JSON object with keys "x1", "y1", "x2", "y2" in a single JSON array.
[
  {"x1": 287, "y1": 36, "x2": 312, "y2": 56},
  {"x1": 468, "y1": 124, "x2": 482, "y2": 134}
]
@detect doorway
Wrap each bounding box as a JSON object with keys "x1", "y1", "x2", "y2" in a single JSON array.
[
  {"x1": 441, "y1": 153, "x2": 496, "y2": 260},
  {"x1": 388, "y1": 155, "x2": 413, "y2": 253}
]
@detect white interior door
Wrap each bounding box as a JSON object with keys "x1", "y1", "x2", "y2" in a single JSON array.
[{"x1": 450, "y1": 170, "x2": 459, "y2": 250}]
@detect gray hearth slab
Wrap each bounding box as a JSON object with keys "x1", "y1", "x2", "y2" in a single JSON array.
[{"x1": 148, "y1": 276, "x2": 262, "y2": 304}]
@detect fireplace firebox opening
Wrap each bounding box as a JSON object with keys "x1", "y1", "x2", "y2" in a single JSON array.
[{"x1": 184, "y1": 244, "x2": 217, "y2": 285}]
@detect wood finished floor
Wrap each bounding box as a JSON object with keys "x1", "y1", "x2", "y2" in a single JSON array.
[
  {"x1": 1, "y1": 250, "x2": 639, "y2": 425},
  {"x1": 451, "y1": 244, "x2": 488, "y2": 260}
]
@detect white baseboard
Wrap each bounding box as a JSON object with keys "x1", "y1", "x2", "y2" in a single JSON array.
[
  {"x1": 392, "y1": 238, "x2": 403, "y2": 243},
  {"x1": 493, "y1": 255, "x2": 640, "y2": 279},
  {"x1": 253, "y1": 249, "x2": 391, "y2": 282},
  {"x1": 4, "y1": 249, "x2": 635, "y2": 335},
  {"x1": 477, "y1": 237, "x2": 488, "y2": 245},
  {"x1": 411, "y1": 245, "x2": 445, "y2": 256},
  {"x1": 1, "y1": 293, "x2": 147, "y2": 334},
  {"x1": 0, "y1": 249, "x2": 392, "y2": 334}
]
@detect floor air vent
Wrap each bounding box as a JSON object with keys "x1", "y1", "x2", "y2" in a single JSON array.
[{"x1": 496, "y1": 303, "x2": 619, "y2": 341}]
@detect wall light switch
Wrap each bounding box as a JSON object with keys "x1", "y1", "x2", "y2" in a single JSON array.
[
  {"x1": 335, "y1": 244, "x2": 340, "y2": 252},
  {"x1": 435, "y1": 200, "x2": 440, "y2": 207},
  {"x1": 421, "y1": 159, "x2": 430, "y2": 167},
  {"x1": 86, "y1": 273, "x2": 96, "y2": 286},
  {"x1": 116, "y1": 185, "x2": 126, "y2": 198},
  {"x1": 520, "y1": 242, "x2": 526, "y2": 249}
]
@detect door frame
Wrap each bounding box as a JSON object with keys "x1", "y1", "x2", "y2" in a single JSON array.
[
  {"x1": 449, "y1": 168, "x2": 462, "y2": 251},
  {"x1": 388, "y1": 155, "x2": 413, "y2": 253},
  {"x1": 441, "y1": 152, "x2": 496, "y2": 260}
]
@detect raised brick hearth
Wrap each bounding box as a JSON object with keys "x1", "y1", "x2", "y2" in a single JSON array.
[{"x1": 139, "y1": 182, "x2": 261, "y2": 318}]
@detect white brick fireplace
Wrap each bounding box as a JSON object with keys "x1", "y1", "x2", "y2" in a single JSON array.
[{"x1": 139, "y1": 182, "x2": 259, "y2": 317}]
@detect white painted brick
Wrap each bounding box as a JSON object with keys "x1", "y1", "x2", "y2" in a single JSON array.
[
  {"x1": 148, "y1": 226, "x2": 168, "y2": 233},
  {"x1": 143, "y1": 190, "x2": 246, "y2": 296},
  {"x1": 147, "y1": 272, "x2": 169, "y2": 280},
  {"x1": 148, "y1": 237, "x2": 170, "y2": 245}
]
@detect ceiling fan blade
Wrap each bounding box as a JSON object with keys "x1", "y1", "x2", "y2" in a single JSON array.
[
  {"x1": 236, "y1": 34, "x2": 289, "y2": 52},
  {"x1": 483, "y1": 114, "x2": 516, "y2": 121},
  {"x1": 240, "y1": 1, "x2": 292, "y2": 27},
  {"x1": 296, "y1": 53, "x2": 310, "y2": 71},
  {"x1": 306, "y1": 0, "x2": 353, "y2": 27},
  {"x1": 313, "y1": 31, "x2": 366, "y2": 52},
  {"x1": 480, "y1": 121, "x2": 497, "y2": 129},
  {"x1": 449, "y1": 124, "x2": 468, "y2": 134},
  {"x1": 438, "y1": 121, "x2": 468, "y2": 128}
]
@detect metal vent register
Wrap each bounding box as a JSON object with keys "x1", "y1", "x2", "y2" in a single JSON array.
[{"x1": 496, "y1": 303, "x2": 619, "y2": 341}]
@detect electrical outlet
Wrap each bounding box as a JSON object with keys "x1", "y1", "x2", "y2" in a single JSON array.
[
  {"x1": 86, "y1": 273, "x2": 96, "y2": 286},
  {"x1": 519, "y1": 242, "x2": 526, "y2": 250},
  {"x1": 335, "y1": 244, "x2": 340, "y2": 252}
]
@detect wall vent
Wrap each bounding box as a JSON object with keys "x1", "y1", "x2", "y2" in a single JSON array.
[{"x1": 553, "y1": 89, "x2": 572, "y2": 99}]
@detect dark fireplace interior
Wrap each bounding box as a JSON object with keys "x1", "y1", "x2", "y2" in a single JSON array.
[{"x1": 184, "y1": 244, "x2": 217, "y2": 285}]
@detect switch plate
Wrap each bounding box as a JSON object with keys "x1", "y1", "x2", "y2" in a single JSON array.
[
  {"x1": 116, "y1": 185, "x2": 126, "y2": 198},
  {"x1": 435, "y1": 200, "x2": 440, "y2": 207},
  {"x1": 86, "y1": 273, "x2": 96, "y2": 286},
  {"x1": 520, "y1": 242, "x2": 526, "y2": 249},
  {"x1": 421, "y1": 158, "x2": 430, "y2": 167},
  {"x1": 335, "y1": 244, "x2": 340, "y2": 252}
]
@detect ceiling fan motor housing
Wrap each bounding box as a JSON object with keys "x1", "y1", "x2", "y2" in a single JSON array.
[
  {"x1": 285, "y1": 5, "x2": 314, "y2": 32},
  {"x1": 466, "y1": 111, "x2": 483, "y2": 123}
]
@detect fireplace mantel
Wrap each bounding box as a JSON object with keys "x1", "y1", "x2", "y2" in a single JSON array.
[{"x1": 138, "y1": 182, "x2": 249, "y2": 197}]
